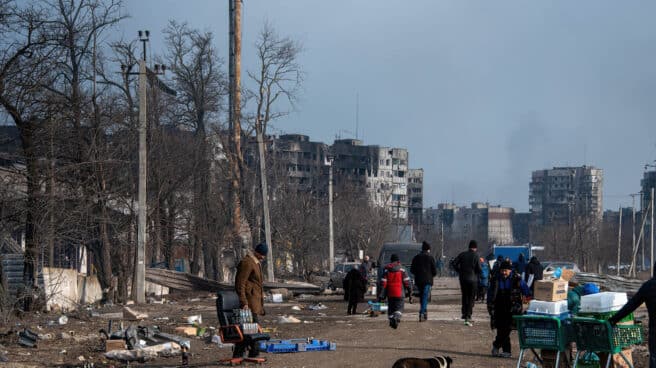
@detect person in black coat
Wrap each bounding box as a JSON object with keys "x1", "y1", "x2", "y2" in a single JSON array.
[
  {"x1": 609, "y1": 265, "x2": 656, "y2": 368},
  {"x1": 524, "y1": 256, "x2": 543, "y2": 294},
  {"x1": 343, "y1": 267, "x2": 366, "y2": 315},
  {"x1": 452, "y1": 240, "x2": 482, "y2": 326},
  {"x1": 411, "y1": 241, "x2": 437, "y2": 322}
]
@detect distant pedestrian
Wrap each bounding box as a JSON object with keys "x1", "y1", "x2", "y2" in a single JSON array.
[
  {"x1": 516, "y1": 253, "x2": 527, "y2": 280},
  {"x1": 381, "y1": 254, "x2": 411, "y2": 329},
  {"x1": 487, "y1": 261, "x2": 530, "y2": 358},
  {"x1": 490, "y1": 255, "x2": 504, "y2": 279},
  {"x1": 525, "y1": 256, "x2": 544, "y2": 295},
  {"x1": 411, "y1": 241, "x2": 437, "y2": 322},
  {"x1": 359, "y1": 255, "x2": 372, "y2": 280},
  {"x1": 436, "y1": 256, "x2": 445, "y2": 277},
  {"x1": 452, "y1": 240, "x2": 482, "y2": 326},
  {"x1": 477, "y1": 257, "x2": 490, "y2": 302},
  {"x1": 343, "y1": 267, "x2": 366, "y2": 315}
]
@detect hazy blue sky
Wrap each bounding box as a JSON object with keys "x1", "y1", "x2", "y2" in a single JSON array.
[{"x1": 122, "y1": 1, "x2": 656, "y2": 212}]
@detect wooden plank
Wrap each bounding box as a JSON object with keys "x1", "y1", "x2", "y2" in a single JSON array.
[{"x1": 145, "y1": 268, "x2": 321, "y2": 295}]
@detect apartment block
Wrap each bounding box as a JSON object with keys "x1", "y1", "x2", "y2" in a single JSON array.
[
  {"x1": 529, "y1": 166, "x2": 603, "y2": 226},
  {"x1": 407, "y1": 169, "x2": 424, "y2": 226}
]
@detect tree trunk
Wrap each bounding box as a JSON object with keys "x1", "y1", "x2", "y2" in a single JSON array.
[{"x1": 20, "y1": 124, "x2": 39, "y2": 311}]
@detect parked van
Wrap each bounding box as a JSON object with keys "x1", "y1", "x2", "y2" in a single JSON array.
[{"x1": 376, "y1": 242, "x2": 422, "y2": 297}]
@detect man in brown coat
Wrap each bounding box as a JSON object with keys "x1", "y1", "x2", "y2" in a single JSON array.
[{"x1": 235, "y1": 242, "x2": 267, "y2": 322}]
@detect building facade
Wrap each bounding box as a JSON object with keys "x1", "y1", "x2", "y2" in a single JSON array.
[
  {"x1": 424, "y1": 203, "x2": 515, "y2": 246},
  {"x1": 529, "y1": 166, "x2": 603, "y2": 226},
  {"x1": 407, "y1": 169, "x2": 424, "y2": 226}
]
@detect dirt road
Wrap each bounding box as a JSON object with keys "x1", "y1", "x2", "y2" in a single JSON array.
[{"x1": 0, "y1": 277, "x2": 650, "y2": 367}]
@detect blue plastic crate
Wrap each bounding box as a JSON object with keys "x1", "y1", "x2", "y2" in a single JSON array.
[{"x1": 258, "y1": 338, "x2": 336, "y2": 353}]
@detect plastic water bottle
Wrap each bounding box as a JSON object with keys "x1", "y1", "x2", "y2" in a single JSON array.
[
  {"x1": 553, "y1": 267, "x2": 562, "y2": 279},
  {"x1": 525, "y1": 362, "x2": 538, "y2": 368}
]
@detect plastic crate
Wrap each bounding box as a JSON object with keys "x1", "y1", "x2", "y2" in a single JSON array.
[
  {"x1": 572, "y1": 317, "x2": 643, "y2": 354},
  {"x1": 514, "y1": 315, "x2": 568, "y2": 351},
  {"x1": 258, "y1": 338, "x2": 336, "y2": 353},
  {"x1": 580, "y1": 292, "x2": 627, "y2": 313},
  {"x1": 367, "y1": 301, "x2": 388, "y2": 312},
  {"x1": 528, "y1": 300, "x2": 569, "y2": 315},
  {"x1": 578, "y1": 311, "x2": 633, "y2": 324}
]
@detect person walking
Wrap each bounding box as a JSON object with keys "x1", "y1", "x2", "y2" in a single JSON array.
[
  {"x1": 234, "y1": 242, "x2": 268, "y2": 358},
  {"x1": 452, "y1": 240, "x2": 482, "y2": 326},
  {"x1": 411, "y1": 241, "x2": 437, "y2": 322},
  {"x1": 609, "y1": 266, "x2": 656, "y2": 368},
  {"x1": 516, "y1": 253, "x2": 527, "y2": 280},
  {"x1": 381, "y1": 254, "x2": 411, "y2": 329},
  {"x1": 525, "y1": 256, "x2": 544, "y2": 295},
  {"x1": 343, "y1": 266, "x2": 366, "y2": 315},
  {"x1": 477, "y1": 257, "x2": 490, "y2": 302},
  {"x1": 487, "y1": 261, "x2": 530, "y2": 358}
]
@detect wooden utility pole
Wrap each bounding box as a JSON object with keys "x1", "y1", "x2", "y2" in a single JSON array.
[
  {"x1": 229, "y1": 0, "x2": 244, "y2": 252},
  {"x1": 616, "y1": 206, "x2": 622, "y2": 276}
]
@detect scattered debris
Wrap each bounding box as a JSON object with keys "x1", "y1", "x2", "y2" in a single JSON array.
[
  {"x1": 18, "y1": 329, "x2": 38, "y2": 348},
  {"x1": 188, "y1": 298, "x2": 200, "y2": 302},
  {"x1": 154, "y1": 316, "x2": 169, "y2": 321},
  {"x1": 211, "y1": 334, "x2": 235, "y2": 348},
  {"x1": 269, "y1": 288, "x2": 291, "y2": 299},
  {"x1": 77, "y1": 355, "x2": 86, "y2": 361},
  {"x1": 104, "y1": 342, "x2": 182, "y2": 362},
  {"x1": 123, "y1": 306, "x2": 148, "y2": 320},
  {"x1": 153, "y1": 330, "x2": 191, "y2": 349},
  {"x1": 91, "y1": 311, "x2": 124, "y2": 320},
  {"x1": 272, "y1": 293, "x2": 283, "y2": 303},
  {"x1": 308, "y1": 303, "x2": 328, "y2": 310},
  {"x1": 105, "y1": 339, "x2": 126, "y2": 352},
  {"x1": 278, "y1": 315, "x2": 302, "y2": 324},
  {"x1": 291, "y1": 305, "x2": 302, "y2": 311},
  {"x1": 59, "y1": 332, "x2": 72, "y2": 339},
  {"x1": 37, "y1": 333, "x2": 53, "y2": 340},
  {"x1": 174, "y1": 326, "x2": 198, "y2": 336},
  {"x1": 184, "y1": 314, "x2": 202, "y2": 324},
  {"x1": 297, "y1": 294, "x2": 314, "y2": 299},
  {"x1": 58, "y1": 315, "x2": 68, "y2": 325}
]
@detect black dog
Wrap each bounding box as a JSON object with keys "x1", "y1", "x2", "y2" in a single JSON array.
[{"x1": 392, "y1": 355, "x2": 453, "y2": 368}]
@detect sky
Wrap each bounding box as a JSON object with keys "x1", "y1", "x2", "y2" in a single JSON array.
[{"x1": 121, "y1": 0, "x2": 656, "y2": 212}]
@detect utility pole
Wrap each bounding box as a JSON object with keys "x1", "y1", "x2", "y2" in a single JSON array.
[
  {"x1": 440, "y1": 221, "x2": 444, "y2": 258},
  {"x1": 649, "y1": 187, "x2": 654, "y2": 277},
  {"x1": 327, "y1": 155, "x2": 335, "y2": 272},
  {"x1": 134, "y1": 30, "x2": 149, "y2": 304},
  {"x1": 229, "y1": 0, "x2": 243, "y2": 253},
  {"x1": 122, "y1": 30, "x2": 173, "y2": 304},
  {"x1": 616, "y1": 206, "x2": 622, "y2": 276},
  {"x1": 631, "y1": 194, "x2": 637, "y2": 271},
  {"x1": 256, "y1": 116, "x2": 274, "y2": 281}
]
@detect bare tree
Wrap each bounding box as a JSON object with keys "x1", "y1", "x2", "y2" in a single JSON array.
[
  {"x1": 163, "y1": 20, "x2": 226, "y2": 278},
  {"x1": 243, "y1": 22, "x2": 302, "y2": 274}
]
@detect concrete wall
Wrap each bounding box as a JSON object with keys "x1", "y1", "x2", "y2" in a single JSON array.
[{"x1": 43, "y1": 267, "x2": 103, "y2": 312}]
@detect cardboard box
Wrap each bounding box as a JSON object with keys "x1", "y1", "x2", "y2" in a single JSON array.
[
  {"x1": 534, "y1": 279, "x2": 568, "y2": 301},
  {"x1": 560, "y1": 269, "x2": 576, "y2": 282},
  {"x1": 105, "y1": 339, "x2": 126, "y2": 352},
  {"x1": 613, "y1": 348, "x2": 633, "y2": 368}
]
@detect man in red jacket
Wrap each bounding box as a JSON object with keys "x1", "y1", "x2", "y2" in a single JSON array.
[{"x1": 381, "y1": 254, "x2": 411, "y2": 329}]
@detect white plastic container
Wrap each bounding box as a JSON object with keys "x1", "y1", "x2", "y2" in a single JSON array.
[
  {"x1": 528, "y1": 299, "x2": 569, "y2": 315},
  {"x1": 579, "y1": 292, "x2": 627, "y2": 313}
]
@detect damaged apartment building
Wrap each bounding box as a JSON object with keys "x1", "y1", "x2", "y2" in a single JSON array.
[
  {"x1": 529, "y1": 165, "x2": 604, "y2": 226},
  {"x1": 247, "y1": 136, "x2": 423, "y2": 223},
  {"x1": 423, "y1": 203, "x2": 515, "y2": 253}
]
